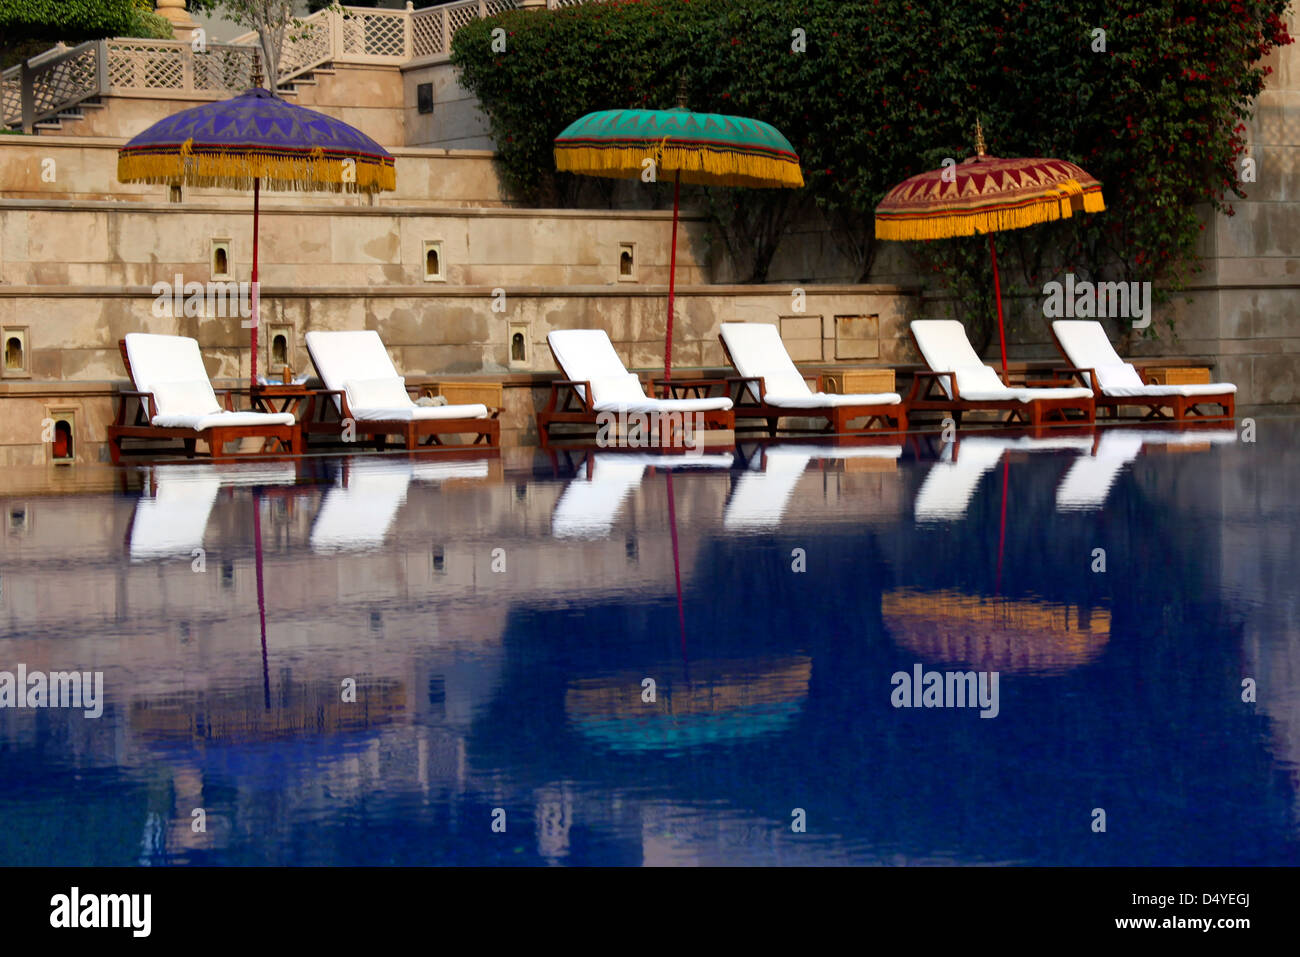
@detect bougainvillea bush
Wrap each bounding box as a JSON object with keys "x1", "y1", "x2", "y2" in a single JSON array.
[{"x1": 453, "y1": 0, "x2": 1291, "y2": 339}]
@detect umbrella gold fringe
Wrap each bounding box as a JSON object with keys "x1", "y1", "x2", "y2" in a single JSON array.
[
  {"x1": 117, "y1": 152, "x2": 397, "y2": 193},
  {"x1": 555, "y1": 144, "x2": 804, "y2": 188},
  {"x1": 875, "y1": 187, "x2": 1106, "y2": 241}
]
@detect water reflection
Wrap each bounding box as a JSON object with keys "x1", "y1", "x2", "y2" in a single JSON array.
[{"x1": 0, "y1": 421, "x2": 1297, "y2": 865}]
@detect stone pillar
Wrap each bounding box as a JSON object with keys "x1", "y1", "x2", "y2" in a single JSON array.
[{"x1": 156, "y1": 0, "x2": 200, "y2": 42}]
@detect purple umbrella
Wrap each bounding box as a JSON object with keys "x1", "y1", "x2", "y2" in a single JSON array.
[{"x1": 117, "y1": 87, "x2": 396, "y2": 388}]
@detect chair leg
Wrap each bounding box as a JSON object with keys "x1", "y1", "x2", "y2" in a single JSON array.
[
  {"x1": 766, "y1": 416, "x2": 779, "y2": 437},
  {"x1": 184, "y1": 438, "x2": 197, "y2": 458}
]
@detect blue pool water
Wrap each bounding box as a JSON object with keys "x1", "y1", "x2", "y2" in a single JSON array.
[{"x1": 1, "y1": 419, "x2": 1297, "y2": 866}]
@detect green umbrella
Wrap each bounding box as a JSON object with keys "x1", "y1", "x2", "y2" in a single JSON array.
[{"x1": 555, "y1": 92, "x2": 803, "y2": 382}]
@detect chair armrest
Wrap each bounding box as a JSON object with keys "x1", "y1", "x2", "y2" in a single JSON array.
[
  {"x1": 650, "y1": 377, "x2": 728, "y2": 387},
  {"x1": 116, "y1": 389, "x2": 157, "y2": 421},
  {"x1": 548, "y1": 379, "x2": 595, "y2": 412},
  {"x1": 726, "y1": 375, "x2": 765, "y2": 402},
  {"x1": 651, "y1": 376, "x2": 728, "y2": 399},
  {"x1": 909, "y1": 370, "x2": 959, "y2": 401}
]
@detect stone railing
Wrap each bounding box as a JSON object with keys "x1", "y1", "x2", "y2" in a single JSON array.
[
  {"x1": 231, "y1": 1, "x2": 528, "y2": 74},
  {"x1": 2, "y1": 1, "x2": 595, "y2": 132},
  {"x1": 2, "y1": 39, "x2": 259, "y2": 131}
]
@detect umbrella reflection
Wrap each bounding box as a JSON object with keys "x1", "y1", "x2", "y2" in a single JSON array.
[
  {"x1": 565, "y1": 656, "x2": 812, "y2": 752},
  {"x1": 884, "y1": 588, "x2": 1109, "y2": 674}
]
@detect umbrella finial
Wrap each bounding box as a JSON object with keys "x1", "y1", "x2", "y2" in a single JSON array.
[
  {"x1": 974, "y1": 119, "x2": 987, "y2": 158},
  {"x1": 676, "y1": 76, "x2": 689, "y2": 110}
]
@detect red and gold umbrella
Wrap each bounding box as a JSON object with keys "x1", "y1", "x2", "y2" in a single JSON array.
[{"x1": 875, "y1": 123, "x2": 1104, "y2": 375}]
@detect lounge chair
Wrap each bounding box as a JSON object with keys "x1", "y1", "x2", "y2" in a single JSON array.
[
  {"x1": 310, "y1": 459, "x2": 414, "y2": 552},
  {"x1": 128, "y1": 461, "x2": 301, "y2": 560},
  {"x1": 724, "y1": 442, "x2": 903, "y2": 530},
  {"x1": 1056, "y1": 426, "x2": 1237, "y2": 511},
  {"x1": 908, "y1": 320, "x2": 1095, "y2": 428},
  {"x1": 304, "y1": 330, "x2": 499, "y2": 450},
  {"x1": 107, "y1": 334, "x2": 300, "y2": 463},
  {"x1": 914, "y1": 434, "x2": 1093, "y2": 522},
  {"x1": 552, "y1": 451, "x2": 733, "y2": 540},
  {"x1": 719, "y1": 323, "x2": 906, "y2": 434},
  {"x1": 1049, "y1": 320, "x2": 1236, "y2": 420},
  {"x1": 537, "y1": 329, "x2": 734, "y2": 446}
]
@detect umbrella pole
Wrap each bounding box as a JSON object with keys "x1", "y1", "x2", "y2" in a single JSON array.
[
  {"x1": 665, "y1": 469, "x2": 689, "y2": 680},
  {"x1": 988, "y1": 233, "x2": 1008, "y2": 380},
  {"x1": 251, "y1": 176, "x2": 261, "y2": 389},
  {"x1": 664, "y1": 169, "x2": 681, "y2": 395},
  {"x1": 994, "y1": 455, "x2": 1008, "y2": 595},
  {"x1": 253, "y1": 486, "x2": 271, "y2": 711}
]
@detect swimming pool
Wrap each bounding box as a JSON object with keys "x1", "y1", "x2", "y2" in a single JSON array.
[{"x1": 1, "y1": 419, "x2": 1296, "y2": 866}]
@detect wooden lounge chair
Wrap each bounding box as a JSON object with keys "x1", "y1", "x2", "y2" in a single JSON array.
[
  {"x1": 304, "y1": 330, "x2": 499, "y2": 450},
  {"x1": 719, "y1": 322, "x2": 906, "y2": 435},
  {"x1": 908, "y1": 320, "x2": 1095, "y2": 428},
  {"x1": 1049, "y1": 320, "x2": 1236, "y2": 420},
  {"x1": 914, "y1": 433, "x2": 1094, "y2": 522},
  {"x1": 537, "y1": 329, "x2": 734, "y2": 446},
  {"x1": 107, "y1": 334, "x2": 299, "y2": 464},
  {"x1": 724, "y1": 442, "x2": 903, "y2": 531},
  {"x1": 1055, "y1": 425, "x2": 1237, "y2": 511},
  {"x1": 127, "y1": 461, "x2": 300, "y2": 560},
  {"x1": 552, "y1": 450, "x2": 734, "y2": 539}
]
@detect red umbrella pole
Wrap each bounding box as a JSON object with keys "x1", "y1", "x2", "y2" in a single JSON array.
[
  {"x1": 664, "y1": 169, "x2": 681, "y2": 393},
  {"x1": 253, "y1": 486, "x2": 270, "y2": 710},
  {"x1": 988, "y1": 233, "x2": 1008, "y2": 379},
  {"x1": 665, "y1": 469, "x2": 689, "y2": 677},
  {"x1": 250, "y1": 176, "x2": 261, "y2": 389}
]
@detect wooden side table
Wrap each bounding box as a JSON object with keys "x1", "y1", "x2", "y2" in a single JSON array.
[
  {"x1": 423, "y1": 381, "x2": 504, "y2": 409},
  {"x1": 1143, "y1": 366, "x2": 1211, "y2": 385},
  {"x1": 249, "y1": 384, "x2": 318, "y2": 417},
  {"x1": 820, "y1": 369, "x2": 896, "y2": 394}
]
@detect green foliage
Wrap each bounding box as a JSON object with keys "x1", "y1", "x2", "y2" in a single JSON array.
[
  {"x1": 452, "y1": 0, "x2": 1292, "y2": 327},
  {"x1": 0, "y1": 0, "x2": 172, "y2": 65}
]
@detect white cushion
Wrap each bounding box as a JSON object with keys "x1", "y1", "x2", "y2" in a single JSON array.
[
  {"x1": 1102, "y1": 382, "x2": 1238, "y2": 398},
  {"x1": 592, "y1": 395, "x2": 732, "y2": 414},
  {"x1": 306, "y1": 330, "x2": 401, "y2": 413},
  {"x1": 587, "y1": 373, "x2": 648, "y2": 406},
  {"x1": 910, "y1": 321, "x2": 1012, "y2": 399},
  {"x1": 344, "y1": 376, "x2": 412, "y2": 413},
  {"x1": 548, "y1": 329, "x2": 635, "y2": 401},
  {"x1": 766, "y1": 391, "x2": 902, "y2": 409},
  {"x1": 998, "y1": 386, "x2": 1095, "y2": 403},
  {"x1": 149, "y1": 378, "x2": 221, "y2": 418},
  {"x1": 1051, "y1": 320, "x2": 1124, "y2": 371},
  {"x1": 1093, "y1": 363, "x2": 1146, "y2": 392},
  {"x1": 151, "y1": 410, "x2": 296, "y2": 430},
  {"x1": 719, "y1": 323, "x2": 813, "y2": 402},
  {"x1": 124, "y1": 333, "x2": 212, "y2": 396}
]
